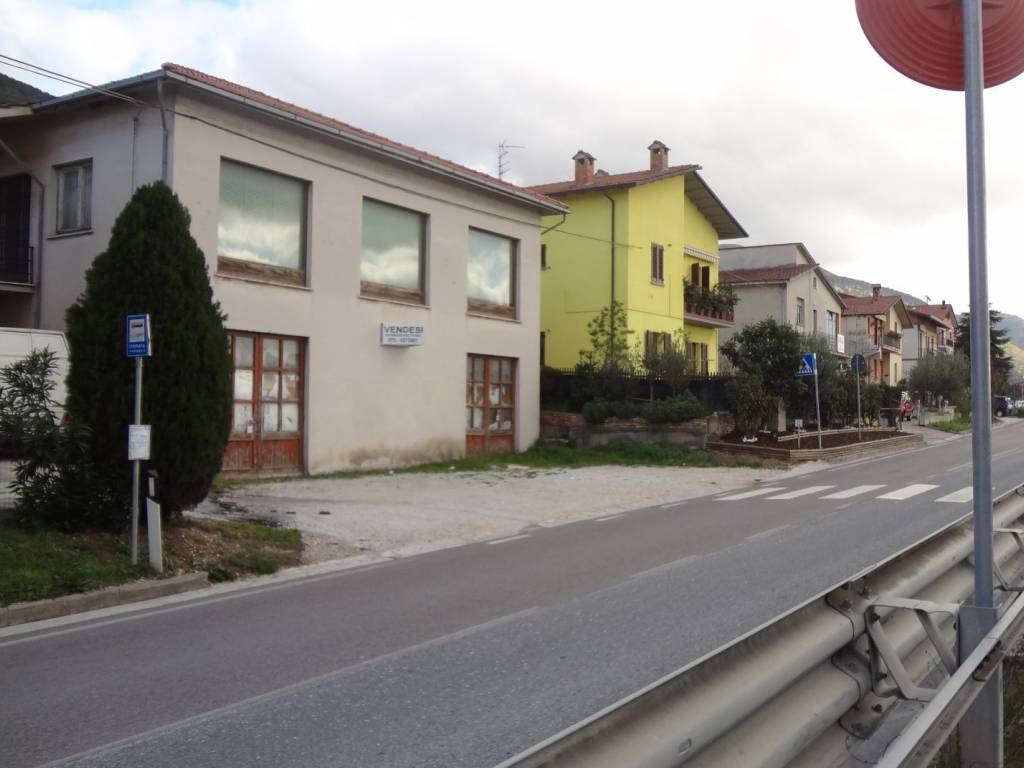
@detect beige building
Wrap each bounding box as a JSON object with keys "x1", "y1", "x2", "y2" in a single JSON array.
[
  {"x1": 0, "y1": 64, "x2": 565, "y2": 474},
  {"x1": 840, "y1": 287, "x2": 913, "y2": 385},
  {"x1": 902, "y1": 302, "x2": 957, "y2": 378},
  {"x1": 718, "y1": 243, "x2": 846, "y2": 353}
]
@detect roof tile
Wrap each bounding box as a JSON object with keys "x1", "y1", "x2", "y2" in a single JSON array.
[{"x1": 719, "y1": 264, "x2": 814, "y2": 284}]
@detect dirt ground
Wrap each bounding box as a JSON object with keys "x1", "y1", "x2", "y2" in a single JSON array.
[{"x1": 193, "y1": 463, "x2": 799, "y2": 565}]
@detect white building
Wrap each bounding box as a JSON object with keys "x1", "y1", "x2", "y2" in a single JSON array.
[
  {"x1": 0, "y1": 64, "x2": 566, "y2": 474},
  {"x1": 718, "y1": 243, "x2": 846, "y2": 353}
]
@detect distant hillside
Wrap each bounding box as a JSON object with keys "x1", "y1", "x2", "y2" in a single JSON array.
[
  {"x1": 823, "y1": 268, "x2": 1024, "y2": 350},
  {"x1": 0, "y1": 72, "x2": 51, "y2": 105}
]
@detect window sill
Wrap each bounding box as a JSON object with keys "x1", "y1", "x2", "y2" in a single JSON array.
[
  {"x1": 215, "y1": 272, "x2": 312, "y2": 292},
  {"x1": 48, "y1": 229, "x2": 93, "y2": 240},
  {"x1": 359, "y1": 293, "x2": 430, "y2": 310},
  {"x1": 466, "y1": 311, "x2": 521, "y2": 324},
  {"x1": 650, "y1": 279, "x2": 665, "y2": 286}
]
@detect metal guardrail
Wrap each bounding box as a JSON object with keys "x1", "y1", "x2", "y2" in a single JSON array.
[{"x1": 496, "y1": 485, "x2": 1024, "y2": 768}]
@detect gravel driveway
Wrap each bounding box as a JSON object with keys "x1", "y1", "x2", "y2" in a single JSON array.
[{"x1": 195, "y1": 464, "x2": 792, "y2": 564}]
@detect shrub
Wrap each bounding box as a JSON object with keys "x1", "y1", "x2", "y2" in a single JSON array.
[
  {"x1": 65, "y1": 183, "x2": 232, "y2": 527},
  {"x1": 0, "y1": 349, "x2": 117, "y2": 529},
  {"x1": 581, "y1": 395, "x2": 705, "y2": 425},
  {"x1": 728, "y1": 371, "x2": 773, "y2": 436}
]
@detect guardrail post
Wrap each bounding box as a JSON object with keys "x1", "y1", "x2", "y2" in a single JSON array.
[{"x1": 958, "y1": 605, "x2": 1002, "y2": 767}]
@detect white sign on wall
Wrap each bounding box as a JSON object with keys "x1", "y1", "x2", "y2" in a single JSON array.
[
  {"x1": 836, "y1": 334, "x2": 846, "y2": 354},
  {"x1": 381, "y1": 323, "x2": 425, "y2": 347}
]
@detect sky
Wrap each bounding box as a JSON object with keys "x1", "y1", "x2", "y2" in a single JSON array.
[{"x1": 3, "y1": 0, "x2": 1023, "y2": 318}]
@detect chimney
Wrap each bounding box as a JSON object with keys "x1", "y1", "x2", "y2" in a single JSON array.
[
  {"x1": 871, "y1": 283, "x2": 881, "y2": 299},
  {"x1": 573, "y1": 150, "x2": 596, "y2": 185},
  {"x1": 648, "y1": 140, "x2": 669, "y2": 172}
]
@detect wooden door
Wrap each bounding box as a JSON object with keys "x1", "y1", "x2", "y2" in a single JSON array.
[
  {"x1": 223, "y1": 332, "x2": 304, "y2": 474},
  {"x1": 466, "y1": 355, "x2": 516, "y2": 455}
]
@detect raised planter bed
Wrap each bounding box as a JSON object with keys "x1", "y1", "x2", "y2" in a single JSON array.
[
  {"x1": 540, "y1": 410, "x2": 734, "y2": 449},
  {"x1": 707, "y1": 429, "x2": 923, "y2": 463}
]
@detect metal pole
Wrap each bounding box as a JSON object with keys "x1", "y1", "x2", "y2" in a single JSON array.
[
  {"x1": 959, "y1": 1, "x2": 1002, "y2": 765},
  {"x1": 813, "y1": 354, "x2": 823, "y2": 449},
  {"x1": 856, "y1": 362, "x2": 862, "y2": 441},
  {"x1": 130, "y1": 356, "x2": 143, "y2": 565}
]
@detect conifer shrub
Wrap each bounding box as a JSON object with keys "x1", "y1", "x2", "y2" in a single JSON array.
[{"x1": 65, "y1": 183, "x2": 231, "y2": 527}]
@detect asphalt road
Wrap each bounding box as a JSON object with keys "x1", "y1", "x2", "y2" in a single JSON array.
[{"x1": 3, "y1": 421, "x2": 1024, "y2": 768}]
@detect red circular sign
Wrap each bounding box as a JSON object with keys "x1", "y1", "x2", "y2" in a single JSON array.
[{"x1": 856, "y1": 0, "x2": 1024, "y2": 90}]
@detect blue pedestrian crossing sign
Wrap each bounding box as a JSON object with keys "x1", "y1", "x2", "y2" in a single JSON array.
[{"x1": 795, "y1": 352, "x2": 817, "y2": 378}]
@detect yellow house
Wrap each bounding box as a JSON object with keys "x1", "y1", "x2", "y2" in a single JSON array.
[{"x1": 528, "y1": 142, "x2": 747, "y2": 372}]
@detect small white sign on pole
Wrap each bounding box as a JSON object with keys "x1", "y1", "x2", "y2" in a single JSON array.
[
  {"x1": 380, "y1": 323, "x2": 425, "y2": 347},
  {"x1": 836, "y1": 334, "x2": 846, "y2": 354},
  {"x1": 128, "y1": 424, "x2": 151, "y2": 461}
]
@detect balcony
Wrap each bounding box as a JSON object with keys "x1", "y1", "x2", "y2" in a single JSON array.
[
  {"x1": 881, "y1": 331, "x2": 902, "y2": 352},
  {"x1": 0, "y1": 244, "x2": 34, "y2": 287},
  {"x1": 684, "y1": 282, "x2": 735, "y2": 328},
  {"x1": 938, "y1": 341, "x2": 955, "y2": 354}
]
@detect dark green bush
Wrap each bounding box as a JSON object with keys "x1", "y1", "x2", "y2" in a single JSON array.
[{"x1": 65, "y1": 182, "x2": 232, "y2": 528}]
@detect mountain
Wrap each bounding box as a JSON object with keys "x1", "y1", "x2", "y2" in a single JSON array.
[
  {"x1": 0, "y1": 73, "x2": 52, "y2": 105},
  {"x1": 823, "y1": 268, "x2": 1024, "y2": 351}
]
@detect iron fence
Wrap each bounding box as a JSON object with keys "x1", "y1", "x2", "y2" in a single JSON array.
[{"x1": 0, "y1": 244, "x2": 33, "y2": 285}]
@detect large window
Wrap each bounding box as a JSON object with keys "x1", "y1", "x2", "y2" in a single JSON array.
[
  {"x1": 361, "y1": 198, "x2": 426, "y2": 302},
  {"x1": 56, "y1": 160, "x2": 92, "y2": 234},
  {"x1": 218, "y1": 160, "x2": 308, "y2": 285},
  {"x1": 796, "y1": 297, "x2": 806, "y2": 327},
  {"x1": 467, "y1": 228, "x2": 516, "y2": 318}
]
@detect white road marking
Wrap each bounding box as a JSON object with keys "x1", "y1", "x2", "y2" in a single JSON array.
[
  {"x1": 486, "y1": 534, "x2": 530, "y2": 545},
  {"x1": 821, "y1": 484, "x2": 887, "y2": 499},
  {"x1": 658, "y1": 501, "x2": 687, "y2": 509},
  {"x1": 716, "y1": 487, "x2": 787, "y2": 501},
  {"x1": 936, "y1": 486, "x2": 974, "y2": 503},
  {"x1": 765, "y1": 486, "x2": 836, "y2": 500},
  {"x1": 595, "y1": 514, "x2": 624, "y2": 522},
  {"x1": 877, "y1": 484, "x2": 941, "y2": 500}
]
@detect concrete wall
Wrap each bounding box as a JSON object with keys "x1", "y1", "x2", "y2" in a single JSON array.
[
  {"x1": 719, "y1": 243, "x2": 802, "y2": 270},
  {"x1": 719, "y1": 283, "x2": 784, "y2": 346}
]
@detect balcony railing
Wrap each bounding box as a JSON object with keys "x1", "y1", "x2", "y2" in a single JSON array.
[
  {"x1": 882, "y1": 331, "x2": 902, "y2": 352},
  {"x1": 684, "y1": 282, "x2": 735, "y2": 324},
  {"x1": 0, "y1": 244, "x2": 33, "y2": 285}
]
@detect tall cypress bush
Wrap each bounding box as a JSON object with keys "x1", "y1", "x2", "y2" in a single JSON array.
[{"x1": 65, "y1": 182, "x2": 231, "y2": 526}]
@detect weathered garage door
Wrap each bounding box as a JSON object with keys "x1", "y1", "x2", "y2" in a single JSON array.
[
  {"x1": 223, "y1": 332, "x2": 304, "y2": 474},
  {"x1": 466, "y1": 354, "x2": 515, "y2": 455}
]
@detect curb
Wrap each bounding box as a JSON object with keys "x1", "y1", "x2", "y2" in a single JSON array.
[{"x1": 0, "y1": 572, "x2": 209, "y2": 628}]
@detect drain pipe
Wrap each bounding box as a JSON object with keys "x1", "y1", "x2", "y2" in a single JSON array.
[
  {"x1": 604, "y1": 193, "x2": 616, "y2": 357},
  {"x1": 157, "y1": 76, "x2": 169, "y2": 184},
  {"x1": 0, "y1": 136, "x2": 46, "y2": 328}
]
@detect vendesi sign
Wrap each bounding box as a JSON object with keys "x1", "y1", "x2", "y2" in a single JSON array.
[{"x1": 380, "y1": 322, "x2": 425, "y2": 347}]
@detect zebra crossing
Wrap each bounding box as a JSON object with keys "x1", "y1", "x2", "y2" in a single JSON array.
[{"x1": 716, "y1": 482, "x2": 974, "y2": 504}]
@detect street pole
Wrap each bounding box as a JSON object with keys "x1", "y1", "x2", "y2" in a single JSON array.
[
  {"x1": 856, "y1": 361, "x2": 862, "y2": 441},
  {"x1": 813, "y1": 353, "x2": 823, "y2": 450},
  {"x1": 130, "y1": 355, "x2": 143, "y2": 565},
  {"x1": 959, "y1": 1, "x2": 1001, "y2": 764}
]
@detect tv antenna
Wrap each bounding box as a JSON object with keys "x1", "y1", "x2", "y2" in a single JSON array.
[{"x1": 498, "y1": 140, "x2": 525, "y2": 180}]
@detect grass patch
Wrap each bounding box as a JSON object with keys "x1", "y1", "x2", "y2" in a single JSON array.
[
  {"x1": 193, "y1": 518, "x2": 300, "y2": 545},
  {"x1": 929, "y1": 418, "x2": 972, "y2": 433},
  {"x1": 0, "y1": 521, "x2": 146, "y2": 606},
  {"x1": 216, "y1": 442, "x2": 762, "y2": 491}
]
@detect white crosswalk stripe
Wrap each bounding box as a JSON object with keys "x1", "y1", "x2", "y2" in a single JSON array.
[
  {"x1": 877, "y1": 484, "x2": 941, "y2": 500},
  {"x1": 821, "y1": 484, "x2": 886, "y2": 499},
  {"x1": 765, "y1": 486, "x2": 836, "y2": 500},
  {"x1": 936, "y1": 486, "x2": 973, "y2": 503},
  {"x1": 716, "y1": 487, "x2": 787, "y2": 501}
]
